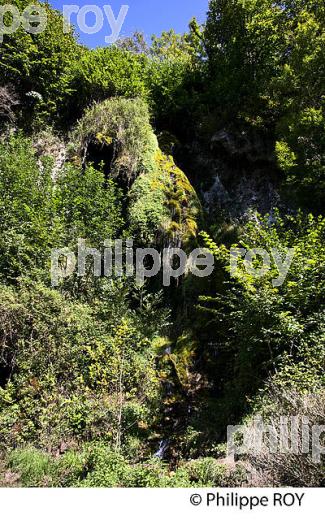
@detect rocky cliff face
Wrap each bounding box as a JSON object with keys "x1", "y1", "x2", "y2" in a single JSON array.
[{"x1": 173, "y1": 126, "x2": 282, "y2": 221}]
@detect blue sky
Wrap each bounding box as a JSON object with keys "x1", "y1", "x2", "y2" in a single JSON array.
[{"x1": 51, "y1": 0, "x2": 208, "y2": 47}]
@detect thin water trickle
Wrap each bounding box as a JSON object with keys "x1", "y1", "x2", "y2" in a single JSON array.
[{"x1": 154, "y1": 440, "x2": 169, "y2": 459}]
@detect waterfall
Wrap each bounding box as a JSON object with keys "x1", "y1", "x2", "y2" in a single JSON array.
[{"x1": 154, "y1": 440, "x2": 169, "y2": 459}]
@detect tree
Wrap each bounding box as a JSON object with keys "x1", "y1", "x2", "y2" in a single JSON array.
[
  {"x1": 65, "y1": 47, "x2": 148, "y2": 121},
  {"x1": 204, "y1": 0, "x2": 325, "y2": 208},
  {"x1": 195, "y1": 212, "x2": 325, "y2": 425},
  {"x1": 0, "y1": 0, "x2": 80, "y2": 125}
]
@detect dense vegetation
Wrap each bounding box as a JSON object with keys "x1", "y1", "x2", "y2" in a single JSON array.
[{"x1": 0, "y1": 0, "x2": 324, "y2": 487}]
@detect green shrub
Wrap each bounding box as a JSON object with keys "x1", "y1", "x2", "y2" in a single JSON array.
[
  {"x1": 245, "y1": 388, "x2": 325, "y2": 487},
  {"x1": 8, "y1": 448, "x2": 54, "y2": 487},
  {"x1": 67, "y1": 47, "x2": 148, "y2": 118},
  {"x1": 183, "y1": 458, "x2": 226, "y2": 486},
  {"x1": 0, "y1": 1, "x2": 81, "y2": 126}
]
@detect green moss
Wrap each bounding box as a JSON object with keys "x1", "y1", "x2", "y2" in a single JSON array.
[
  {"x1": 129, "y1": 150, "x2": 202, "y2": 246},
  {"x1": 71, "y1": 97, "x2": 158, "y2": 181},
  {"x1": 169, "y1": 331, "x2": 198, "y2": 389}
]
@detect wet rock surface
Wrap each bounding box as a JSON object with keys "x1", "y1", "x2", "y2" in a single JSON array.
[{"x1": 174, "y1": 126, "x2": 281, "y2": 220}]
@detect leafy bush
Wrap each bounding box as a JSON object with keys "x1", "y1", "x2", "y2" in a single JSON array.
[
  {"x1": 66, "y1": 47, "x2": 148, "y2": 118},
  {"x1": 0, "y1": 134, "x2": 55, "y2": 280},
  {"x1": 3, "y1": 443, "x2": 239, "y2": 488},
  {"x1": 246, "y1": 388, "x2": 325, "y2": 487},
  {"x1": 183, "y1": 212, "x2": 325, "y2": 444},
  {"x1": 8, "y1": 448, "x2": 54, "y2": 487},
  {"x1": 0, "y1": 282, "x2": 161, "y2": 453},
  {"x1": 0, "y1": 0, "x2": 81, "y2": 126}
]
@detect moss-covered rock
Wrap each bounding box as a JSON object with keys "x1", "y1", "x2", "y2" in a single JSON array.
[
  {"x1": 129, "y1": 150, "x2": 202, "y2": 247},
  {"x1": 169, "y1": 331, "x2": 198, "y2": 390},
  {"x1": 71, "y1": 97, "x2": 202, "y2": 247},
  {"x1": 71, "y1": 97, "x2": 158, "y2": 182}
]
